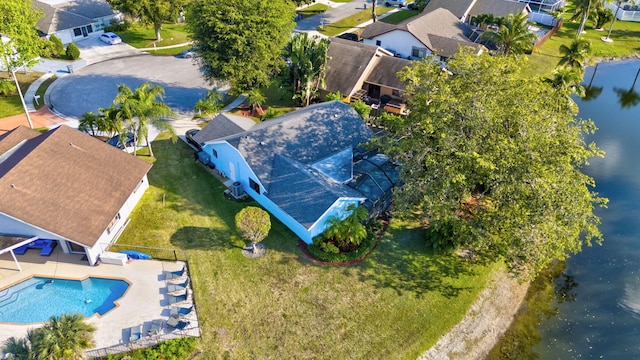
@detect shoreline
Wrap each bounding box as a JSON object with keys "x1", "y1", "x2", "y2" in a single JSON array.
[{"x1": 418, "y1": 270, "x2": 530, "y2": 360}]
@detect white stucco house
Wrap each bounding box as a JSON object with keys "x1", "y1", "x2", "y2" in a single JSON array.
[
  {"x1": 0, "y1": 125, "x2": 151, "y2": 268},
  {"x1": 193, "y1": 101, "x2": 399, "y2": 244},
  {"x1": 33, "y1": 0, "x2": 119, "y2": 44}
]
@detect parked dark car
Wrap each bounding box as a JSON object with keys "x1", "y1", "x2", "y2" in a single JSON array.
[
  {"x1": 336, "y1": 33, "x2": 360, "y2": 42},
  {"x1": 185, "y1": 128, "x2": 201, "y2": 150},
  {"x1": 107, "y1": 133, "x2": 135, "y2": 149}
]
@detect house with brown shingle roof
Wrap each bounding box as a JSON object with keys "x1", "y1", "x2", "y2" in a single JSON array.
[
  {"x1": 0, "y1": 125, "x2": 151, "y2": 267},
  {"x1": 323, "y1": 38, "x2": 411, "y2": 108},
  {"x1": 33, "y1": 0, "x2": 118, "y2": 44},
  {"x1": 360, "y1": 8, "x2": 484, "y2": 61}
]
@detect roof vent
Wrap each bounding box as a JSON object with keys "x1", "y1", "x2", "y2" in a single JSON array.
[
  {"x1": 260, "y1": 141, "x2": 266, "y2": 146},
  {"x1": 10, "y1": 184, "x2": 16, "y2": 188}
]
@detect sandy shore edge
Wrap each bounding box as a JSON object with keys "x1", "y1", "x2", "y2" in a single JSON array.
[{"x1": 418, "y1": 270, "x2": 530, "y2": 360}]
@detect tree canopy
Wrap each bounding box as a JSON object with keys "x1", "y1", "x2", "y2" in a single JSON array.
[
  {"x1": 186, "y1": 0, "x2": 295, "y2": 92},
  {"x1": 479, "y1": 12, "x2": 537, "y2": 56},
  {"x1": 235, "y1": 206, "x2": 271, "y2": 250},
  {"x1": 287, "y1": 33, "x2": 330, "y2": 107},
  {"x1": 107, "y1": 0, "x2": 186, "y2": 40},
  {"x1": 0, "y1": 0, "x2": 44, "y2": 70},
  {"x1": 377, "y1": 50, "x2": 606, "y2": 279}
]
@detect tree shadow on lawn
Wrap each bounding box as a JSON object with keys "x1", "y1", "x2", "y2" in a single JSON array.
[{"x1": 346, "y1": 224, "x2": 479, "y2": 299}]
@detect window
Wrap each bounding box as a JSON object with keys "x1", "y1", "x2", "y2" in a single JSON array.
[
  {"x1": 86, "y1": 25, "x2": 93, "y2": 33},
  {"x1": 376, "y1": 40, "x2": 381, "y2": 46},
  {"x1": 249, "y1": 178, "x2": 260, "y2": 194},
  {"x1": 106, "y1": 213, "x2": 121, "y2": 234},
  {"x1": 212, "y1": 149, "x2": 218, "y2": 158},
  {"x1": 392, "y1": 89, "x2": 400, "y2": 97},
  {"x1": 73, "y1": 28, "x2": 82, "y2": 37},
  {"x1": 411, "y1": 47, "x2": 428, "y2": 59}
]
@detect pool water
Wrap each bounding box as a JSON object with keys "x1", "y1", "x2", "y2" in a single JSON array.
[{"x1": 0, "y1": 277, "x2": 129, "y2": 324}]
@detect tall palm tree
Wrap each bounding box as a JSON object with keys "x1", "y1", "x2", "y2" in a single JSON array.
[
  {"x1": 288, "y1": 32, "x2": 331, "y2": 106},
  {"x1": 546, "y1": 67, "x2": 586, "y2": 98},
  {"x1": 31, "y1": 313, "x2": 96, "y2": 360},
  {"x1": 77, "y1": 111, "x2": 102, "y2": 136},
  {"x1": 571, "y1": 0, "x2": 601, "y2": 36},
  {"x1": 246, "y1": 89, "x2": 266, "y2": 116},
  {"x1": 558, "y1": 37, "x2": 592, "y2": 71},
  {"x1": 113, "y1": 83, "x2": 176, "y2": 157},
  {"x1": 193, "y1": 89, "x2": 223, "y2": 119},
  {"x1": 602, "y1": 0, "x2": 635, "y2": 42},
  {"x1": 479, "y1": 13, "x2": 538, "y2": 56}
]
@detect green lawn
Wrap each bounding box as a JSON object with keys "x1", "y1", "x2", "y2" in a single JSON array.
[
  {"x1": 118, "y1": 134, "x2": 496, "y2": 359},
  {"x1": 319, "y1": 7, "x2": 394, "y2": 36},
  {"x1": 381, "y1": 9, "x2": 419, "y2": 24},
  {"x1": 146, "y1": 45, "x2": 192, "y2": 57},
  {"x1": 296, "y1": 3, "x2": 331, "y2": 19},
  {"x1": 115, "y1": 23, "x2": 191, "y2": 49},
  {"x1": 33, "y1": 75, "x2": 57, "y2": 110},
  {"x1": 0, "y1": 72, "x2": 43, "y2": 118}
]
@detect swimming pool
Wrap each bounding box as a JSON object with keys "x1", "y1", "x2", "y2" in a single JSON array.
[{"x1": 0, "y1": 277, "x2": 130, "y2": 324}]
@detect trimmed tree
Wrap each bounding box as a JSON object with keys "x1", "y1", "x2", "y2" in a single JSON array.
[
  {"x1": 235, "y1": 206, "x2": 271, "y2": 254},
  {"x1": 377, "y1": 50, "x2": 606, "y2": 279},
  {"x1": 187, "y1": 0, "x2": 295, "y2": 92},
  {"x1": 106, "y1": 0, "x2": 186, "y2": 41}
]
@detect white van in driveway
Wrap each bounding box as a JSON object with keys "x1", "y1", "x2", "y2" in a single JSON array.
[{"x1": 385, "y1": 0, "x2": 406, "y2": 7}]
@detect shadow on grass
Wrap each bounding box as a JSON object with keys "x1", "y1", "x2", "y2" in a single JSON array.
[
  {"x1": 350, "y1": 224, "x2": 478, "y2": 298},
  {"x1": 170, "y1": 226, "x2": 239, "y2": 250}
]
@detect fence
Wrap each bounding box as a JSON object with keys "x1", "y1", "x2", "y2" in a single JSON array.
[
  {"x1": 533, "y1": 18, "x2": 564, "y2": 51},
  {"x1": 105, "y1": 243, "x2": 188, "y2": 262},
  {"x1": 529, "y1": 11, "x2": 558, "y2": 26}
]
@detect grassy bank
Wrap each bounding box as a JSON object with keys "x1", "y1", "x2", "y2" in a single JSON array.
[
  {"x1": 115, "y1": 23, "x2": 191, "y2": 49},
  {"x1": 0, "y1": 72, "x2": 43, "y2": 118},
  {"x1": 119, "y1": 135, "x2": 496, "y2": 359}
]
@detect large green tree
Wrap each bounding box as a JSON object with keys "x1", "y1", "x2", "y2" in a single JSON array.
[
  {"x1": 112, "y1": 83, "x2": 176, "y2": 157},
  {"x1": 107, "y1": 0, "x2": 186, "y2": 41},
  {"x1": 186, "y1": 0, "x2": 296, "y2": 92},
  {"x1": 0, "y1": 0, "x2": 43, "y2": 71},
  {"x1": 480, "y1": 12, "x2": 537, "y2": 56},
  {"x1": 558, "y1": 37, "x2": 592, "y2": 71},
  {"x1": 378, "y1": 50, "x2": 606, "y2": 279},
  {"x1": 287, "y1": 32, "x2": 330, "y2": 107}
]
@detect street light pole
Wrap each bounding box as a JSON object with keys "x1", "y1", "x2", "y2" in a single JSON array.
[{"x1": 10, "y1": 65, "x2": 34, "y2": 129}]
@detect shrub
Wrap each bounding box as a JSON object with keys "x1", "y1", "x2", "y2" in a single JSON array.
[
  {"x1": 308, "y1": 225, "x2": 379, "y2": 263},
  {"x1": 106, "y1": 337, "x2": 197, "y2": 359},
  {"x1": 104, "y1": 20, "x2": 132, "y2": 32},
  {"x1": 258, "y1": 107, "x2": 278, "y2": 121},
  {"x1": 0, "y1": 79, "x2": 17, "y2": 96},
  {"x1": 49, "y1": 34, "x2": 65, "y2": 57},
  {"x1": 324, "y1": 91, "x2": 343, "y2": 102},
  {"x1": 350, "y1": 99, "x2": 371, "y2": 119},
  {"x1": 66, "y1": 42, "x2": 81, "y2": 60}
]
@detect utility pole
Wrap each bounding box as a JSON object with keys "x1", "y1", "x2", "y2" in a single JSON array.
[{"x1": 10, "y1": 65, "x2": 34, "y2": 129}]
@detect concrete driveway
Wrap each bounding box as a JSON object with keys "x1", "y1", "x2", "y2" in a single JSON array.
[{"x1": 47, "y1": 55, "x2": 216, "y2": 119}]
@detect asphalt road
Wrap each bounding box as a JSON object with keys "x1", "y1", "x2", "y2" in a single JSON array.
[{"x1": 47, "y1": 54, "x2": 213, "y2": 119}]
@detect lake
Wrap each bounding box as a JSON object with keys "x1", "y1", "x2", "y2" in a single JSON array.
[{"x1": 488, "y1": 59, "x2": 640, "y2": 359}]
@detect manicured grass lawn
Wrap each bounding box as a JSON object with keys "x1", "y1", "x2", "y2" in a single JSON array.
[
  {"x1": 319, "y1": 7, "x2": 394, "y2": 36},
  {"x1": 296, "y1": 3, "x2": 331, "y2": 19},
  {"x1": 147, "y1": 45, "x2": 192, "y2": 57},
  {"x1": 33, "y1": 75, "x2": 57, "y2": 110},
  {"x1": 115, "y1": 23, "x2": 191, "y2": 49},
  {"x1": 381, "y1": 9, "x2": 419, "y2": 24},
  {"x1": 119, "y1": 134, "x2": 497, "y2": 359},
  {"x1": 0, "y1": 72, "x2": 43, "y2": 118},
  {"x1": 528, "y1": 12, "x2": 640, "y2": 77}
]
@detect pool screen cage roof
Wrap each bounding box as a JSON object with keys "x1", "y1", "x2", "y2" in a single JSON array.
[{"x1": 347, "y1": 150, "x2": 400, "y2": 218}]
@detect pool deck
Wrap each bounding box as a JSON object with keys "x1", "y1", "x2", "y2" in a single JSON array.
[{"x1": 0, "y1": 247, "x2": 200, "y2": 356}]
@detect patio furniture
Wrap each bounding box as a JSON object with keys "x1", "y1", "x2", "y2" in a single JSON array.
[
  {"x1": 167, "y1": 277, "x2": 190, "y2": 294},
  {"x1": 167, "y1": 317, "x2": 190, "y2": 330},
  {"x1": 128, "y1": 325, "x2": 141, "y2": 343},
  {"x1": 148, "y1": 319, "x2": 163, "y2": 336},
  {"x1": 168, "y1": 294, "x2": 189, "y2": 305},
  {"x1": 170, "y1": 305, "x2": 194, "y2": 318},
  {"x1": 165, "y1": 265, "x2": 186, "y2": 280},
  {"x1": 14, "y1": 239, "x2": 57, "y2": 256}
]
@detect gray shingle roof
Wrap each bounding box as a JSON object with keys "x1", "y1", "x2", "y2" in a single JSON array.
[
  {"x1": 365, "y1": 56, "x2": 411, "y2": 90},
  {"x1": 422, "y1": 0, "x2": 475, "y2": 19},
  {"x1": 0, "y1": 125, "x2": 151, "y2": 247},
  {"x1": 194, "y1": 113, "x2": 256, "y2": 144},
  {"x1": 324, "y1": 38, "x2": 379, "y2": 96},
  {"x1": 33, "y1": 0, "x2": 114, "y2": 34},
  {"x1": 218, "y1": 101, "x2": 373, "y2": 228}
]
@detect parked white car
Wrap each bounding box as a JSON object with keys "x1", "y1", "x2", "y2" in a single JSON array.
[
  {"x1": 385, "y1": 0, "x2": 406, "y2": 7},
  {"x1": 100, "y1": 32, "x2": 122, "y2": 45}
]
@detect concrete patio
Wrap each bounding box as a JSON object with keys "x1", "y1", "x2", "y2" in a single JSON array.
[{"x1": 0, "y1": 247, "x2": 199, "y2": 357}]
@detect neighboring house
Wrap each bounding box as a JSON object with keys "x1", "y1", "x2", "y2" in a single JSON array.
[
  {"x1": 193, "y1": 101, "x2": 399, "y2": 244},
  {"x1": 323, "y1": 38, "x2": 411, "y2": 112},
  {"x1": 422, "y1": 0, "x2": 530, "y2": 24},
  {"x1": 33, "y1": 0, "x2": 119, "y2": 44},
  {"x1": 361, "y1": 8, "x2": 483, "y2": 61},
  {"x1": 0, "y1": 125, "x2": 151, "y2": 268}
]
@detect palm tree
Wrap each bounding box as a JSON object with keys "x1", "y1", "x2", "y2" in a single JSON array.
[
  {"x1": 246, "y1": 89, "x2": 266, "y2": 116},
  {"x1": 113, "y1": 83, "x2": 176, "y2": 157},
  {"x1": 77, "y1": 111, "x2": 102, "y2": 136},
  {"x1": 546, "y1": 67, "x2": 586, "y2": 98},
  {"x1": 592, "y1": 3, "x2": 614, "y2": 29},
  {"x1": 322, "y1": 203, "x2": 368, "y2": 251},
  {"x1": 193, "y1": 90, "x2": 224, "y2": 119},
  {"x1": 31, "y1": 313, "x2": 96, "y2": 360},
  {"x1": 479, "y1": 13, "x2": 538, "y2": 56},
  {"x1": 571, "y1": 0, "x2": 601, "y2": 36},
  {"x1": 602, "y1": 0, "x2": 635, "y2": 42},
  {"x1": 288, "y1": 32, "x2": 331, "y2": 106},
  {"x1": 2, "y1": 336, "x2": 31, "y2": 360},
  {"x1": 558, "y1": 37, "x2": 592, "y2": 71}
]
